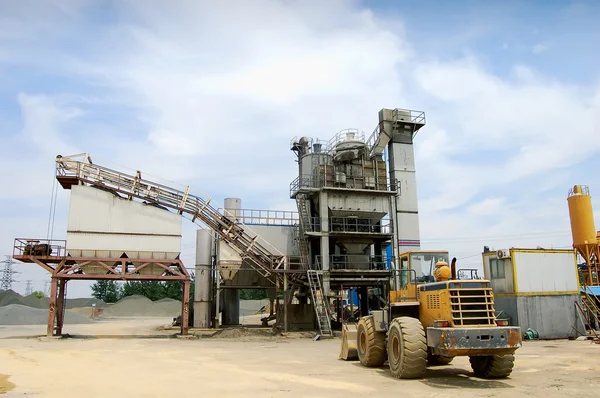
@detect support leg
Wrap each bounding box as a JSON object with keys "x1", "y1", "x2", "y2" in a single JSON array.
[
  {"x1": 284, "y1": 274, "x2": 288, "y2": 333},
  {"x1": 55, "y1": 279, "x2": 67, "y2": 335},
  {"x1": 47, "y1": 277, "x2": 58, "y2": 337},
  {"x1": 182, "y1": 280, "x2": 190, "y2": 335}
]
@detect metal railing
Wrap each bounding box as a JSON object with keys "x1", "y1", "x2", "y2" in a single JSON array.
[
  {"x1": 457, "y1": 268, "x2": 482, "y2": 280},
  {"x1": 326, "y1": 129, "x2": 366, "y2": 152},
  {"x1": 315, "y1": 255, "x2": 392, "y2": 271},
  {"x1": 568, "y1": 185, "x2": 590, "y2": 197},
  {"x1": 366, "y1": 108, "x2": 426, "y2": 153},
  {"x1": 217, "y1": 208, "x2": 299, "y2": 226},
  {"x1": 13, "y1": 238, "x2": 68, "y2": 258},
  {"x1": 289, "y1": 173, "x2": 397, "y2": 197},
  {"x1": 304, "y1": 216, "x2": 392, "y2": 234}
]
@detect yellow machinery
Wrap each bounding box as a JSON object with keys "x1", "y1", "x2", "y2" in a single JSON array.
[
  {"x1": 340, "y1": 250, "x2": 522, "y2": 379},
  {"x1": 567, "y1": 185, "x2": 599, "y2": 285}
]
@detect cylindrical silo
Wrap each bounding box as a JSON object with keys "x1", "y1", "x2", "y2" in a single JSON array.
[
  {"x1": 194, "y1": 228, "x2": 214, "y2": 328},
  {"x1": 567, "y1": 185, "x2": 597, "y2": 262},
  {"x1": 301, "y1": 152, "x2": 333, "y2": 187},
  {"x1": 222, "y1": 197, "x2": 241, "y2": 326},
  {"x1": 224, "y1": 197, "x2": 241, "y2": 220}
]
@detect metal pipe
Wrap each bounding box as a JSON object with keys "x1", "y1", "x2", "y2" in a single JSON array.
[{"x1": 451, "y1": 257, "x2": 457, "y2": 280}]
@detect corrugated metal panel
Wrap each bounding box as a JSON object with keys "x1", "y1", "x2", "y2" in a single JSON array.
[
  {"x1": 513, "y1": 251, "x2": 578, "y2": 293},
  {"x1": 66, "y1": 185, "x2": 182, "y2": 259},
  {"x1": 243, "y1": 225, "x2": 299, "y2": 256},
  {"x1": 516, "y1": 295, "x2": 581, "y2": 339}
]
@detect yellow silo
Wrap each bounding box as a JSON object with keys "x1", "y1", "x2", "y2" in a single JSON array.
[{"x1": 567, "y1": 185, "x2": 597, "y2": 263}]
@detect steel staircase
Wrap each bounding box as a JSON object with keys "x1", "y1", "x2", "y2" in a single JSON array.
[
  {"x1": 294, "y1": 192, "x2": 332, "y2": 337},
  {"x1": 581, "y1": 288, "x2": 600, "y2": 336},
  {"x1": 55, "y1": 154, "x2": 288, "y2": 284},
  {"x1": 307, "y1": 267, "x2": 333, "y2": 337},
  {"x1": 294, "y1": 193, "x2": 311, "y2": 269}
]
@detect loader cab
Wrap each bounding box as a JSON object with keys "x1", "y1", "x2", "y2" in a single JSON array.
[
  {"x1": 390, "y1": 250, "x2": 450, "y2": 303},
  {"x1": 398, "y1": 250, "x2": 450, "y2": 286}
]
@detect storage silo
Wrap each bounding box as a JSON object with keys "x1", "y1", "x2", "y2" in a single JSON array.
[{"x1": 567, "y1": 185, "x2": 598, "y2": 285}]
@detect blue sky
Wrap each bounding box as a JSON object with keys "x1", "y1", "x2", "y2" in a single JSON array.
[{"x1": 1, "y1": 0, "x2": 599, "y2": 297}]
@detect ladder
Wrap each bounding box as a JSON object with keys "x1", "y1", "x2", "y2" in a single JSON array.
[
  {"x1": 296, "y1": 192, "x2": 332, "y2": 337},
  {"x1": 307, "y1": 268, "x2": 333, "y2": 337},
  {"x1": 581, "y1": 288, "x2": 600, "y2": 337},
  {"x1": 294, "y1": 193, "x2": 311, "y2": 269},
  {"x1": 55, "y1": 154, "x2": 288, "y2": 284}
]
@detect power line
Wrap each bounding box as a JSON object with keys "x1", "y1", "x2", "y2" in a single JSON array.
[
  {"x1": 422, "y1": 231, "x2": 572, "y2": 243},
  {"x1": 1, "y1": 255, "x2": 19, "y2": 291}
]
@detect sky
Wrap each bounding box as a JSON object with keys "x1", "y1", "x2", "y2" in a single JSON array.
[{"x1": 1, "y1": 0, "x2": 599, "y2": 297}]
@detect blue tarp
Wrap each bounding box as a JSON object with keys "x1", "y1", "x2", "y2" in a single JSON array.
[{"x1": 581, "y1": 286, "x2": 600, "y2": 296}]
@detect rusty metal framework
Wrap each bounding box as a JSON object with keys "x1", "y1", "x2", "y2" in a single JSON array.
[
  {"x1": 13, "y1": 238, "x2": 190, "y2": 337},
  {"x1": 54, "y1": 153, "x2": 300, "y2": 285}
]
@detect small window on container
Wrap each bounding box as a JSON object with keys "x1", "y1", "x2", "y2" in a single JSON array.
[{"x1": 490, "y1": 258, "x2": 506, "y2": 279}]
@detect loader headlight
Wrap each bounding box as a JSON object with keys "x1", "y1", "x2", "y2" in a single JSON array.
[{"x1": 433, "y1": 320, "x2": 449, "y2": 328}]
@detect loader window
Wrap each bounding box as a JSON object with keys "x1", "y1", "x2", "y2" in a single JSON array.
[{"x1": 410, "y1": 252, "x2": 449, "y2": 283}]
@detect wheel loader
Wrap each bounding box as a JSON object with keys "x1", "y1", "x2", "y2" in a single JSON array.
[{"x1": 339, "y1": 250, "x2": 522, "y2": 379}]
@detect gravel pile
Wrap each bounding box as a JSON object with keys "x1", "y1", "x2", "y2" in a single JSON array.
[
  {"x1": 0, "y1": 304, "x2": 94, "y2": 325},
  {"x1": 65, "y1": 298, "x2": 107, "y2": 309},
  {"x1": 0, "y1": 290, "x2": 46, "y2": 309},
  {"x1": 0, "y1": 290, "x2": 106, "y2": 310},
  {"x1": 101, "y1": 295, "x2": 181, "y2": 317}
]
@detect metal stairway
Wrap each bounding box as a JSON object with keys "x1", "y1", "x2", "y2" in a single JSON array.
[
  {"x1": 294, "y1": 193, "x2": 311, "y2": 269},
  {"x1": 55, "y1": 154, "x2": 288, "y2": 284},
  {"x1": 294, "y1": 192, "x2": 332, "y2": 337},
  {"x1": 581, "y1": 288, "x2": 600, "y2": 338},
  {"x1": 307, "y1": 268, "x2": 333, "y2": 337}
]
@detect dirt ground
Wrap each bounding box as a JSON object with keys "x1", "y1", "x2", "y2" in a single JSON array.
[{"x1": 1, "y1": 319, "x2": 600, "y2": 398}]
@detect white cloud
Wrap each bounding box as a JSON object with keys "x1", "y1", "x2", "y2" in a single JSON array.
[
  {"x1": 467, "y1": 197, "x2": 506, "y2": 216},
  {"x1": 1, "y1": 1, "x2": 599, "y2": 295},
  {"x1": 532, "y1": 43, "x2": 549, "y2": 54}
]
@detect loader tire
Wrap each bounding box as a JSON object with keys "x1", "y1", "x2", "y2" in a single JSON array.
[
  {"x1": 356, "y1": 316, "x2": 386, "y2": 367},
  {"x1": 387, "y1": 317, "x2": 427, "y2": 379},
  {"x1": 469, "y1": 355, "x2": 515, "y2": 378},
  {"x1": 427, "y1": 351, "x2": 454, "y2": 366}
]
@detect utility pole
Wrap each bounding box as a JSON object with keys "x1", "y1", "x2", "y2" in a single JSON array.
[
  {"x1": 25, "y1": 280, "x2": 33, "y2": 296},
  {"x1": 44, "y1": 280, "x2": 50, "y2": 297},
  {"x1": 1, "y1": 255, "x2": 19, "y2": 291}
]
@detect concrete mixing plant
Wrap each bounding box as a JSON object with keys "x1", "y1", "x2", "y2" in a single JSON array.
[
  {"x1": 567, "y1": 185, "x2": 600, "y2": 286},
  {"x1": 11, "y1": 107, "x2": 431, "y2": 337}
]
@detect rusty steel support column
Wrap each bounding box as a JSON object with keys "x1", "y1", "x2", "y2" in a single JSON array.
[
  {"x1": 47, "y1": 277, "x2": 58, "y2": 337},
  {"x1": 181, "y1": 280, "x2": 190, "y2": 335},
  {"x1": 55, "y1": 279, "x2": 67, "y2": 336}
]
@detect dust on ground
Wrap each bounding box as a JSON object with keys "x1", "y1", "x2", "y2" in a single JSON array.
[
  {"x1": 0, "y1": 374, "x2": 15, "y2": 394},
  {"x1": 1, "y1": 319, "x2": 600, "y2": 398}
]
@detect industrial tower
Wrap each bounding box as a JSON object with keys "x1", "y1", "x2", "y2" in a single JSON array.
[{"x1": 290, "y1": 108, "x2": 426, "y2": 322}]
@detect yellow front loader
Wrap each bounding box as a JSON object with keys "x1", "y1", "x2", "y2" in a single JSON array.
[{"x1": 340, "y1": 250, "x2": 522, "y2": 379}]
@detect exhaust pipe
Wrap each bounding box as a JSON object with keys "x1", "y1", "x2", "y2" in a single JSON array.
[{"x1": 451, "y1": 257, "x2": 457, "y2": 280}]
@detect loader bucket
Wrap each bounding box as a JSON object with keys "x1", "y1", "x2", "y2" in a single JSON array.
[{"x1": 339, "y1": 323, "x2": 358, "y2": 361}]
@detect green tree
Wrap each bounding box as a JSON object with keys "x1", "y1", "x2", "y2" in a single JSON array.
[
  {"x1": 32, "y1": 291, "x2": 45, "y2": 299},
  {"x1": 91, "y1": 280, "x2": 122, "y2": 303},
  {"x1": 120, "y1": 276, "x2": 193, "y2": 302},
  {"x1": 239, "y1": 288, "x2": 268, "y2": 300}
]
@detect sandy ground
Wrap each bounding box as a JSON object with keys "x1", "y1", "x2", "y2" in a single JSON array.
[{"x1": 1, "y1": 319, "x2": 600, "y2": 397}]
